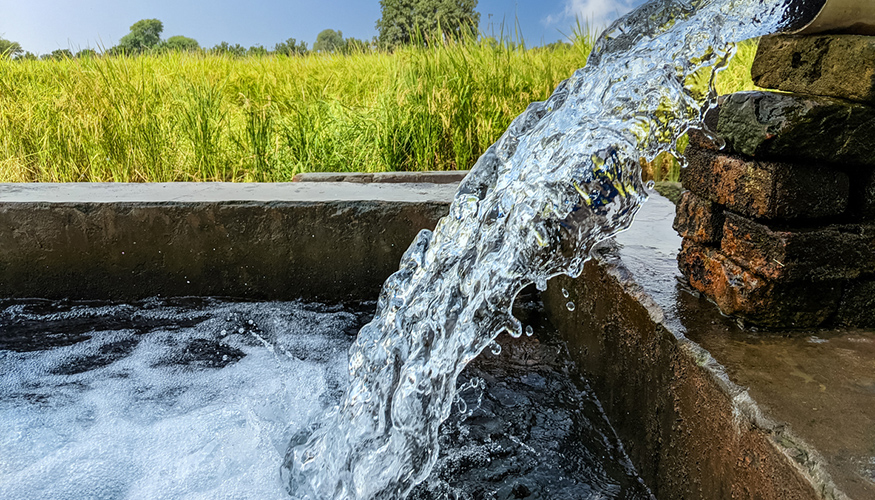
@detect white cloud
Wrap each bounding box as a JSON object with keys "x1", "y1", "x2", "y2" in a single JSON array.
[{"x1": 544, "y1": 0, "x2": 637, "y2": 30}]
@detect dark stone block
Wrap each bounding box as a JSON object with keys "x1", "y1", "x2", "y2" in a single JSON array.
[
  {"x1": 717, "y1": 91, "x2": 875, "y2": 168},
  {"x1": 837, "y1": 280, "x2": 875, "y2": 327},
  {"x1": 686, "y1": 128, "x2": 723, "y2": 152},
  {"x1": 681, "y1": 144, "x2": 849, "y2": 220},
  {"x1": 686, "y1": 103, "x2": 724, "y2": 151},
  {"x1": 678, "y1": 240, "x2": 842, "y2": 328},
  {"x1": 721, "y1": 212, "x2": 875, "y2": 282},
  {"x1": 848, "y1": 167, "x2": 875, "y2": 220},
  {"x1": 752, "y1": 35, "x2": 875, "y2": 104},
  {"x1": 673, "y1": 191, "x2": 724, "y2": 244}
]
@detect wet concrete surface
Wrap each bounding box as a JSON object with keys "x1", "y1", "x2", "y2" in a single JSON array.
[
  {"x1": 674, "y1": 297, "x2": 875, "y2": 499},
  {"x1": 555, "y1": 191, "x2": 875, "y2": 499},
  {"x1": 4, "y1": 180, "x2": 873, "y2": 497}
]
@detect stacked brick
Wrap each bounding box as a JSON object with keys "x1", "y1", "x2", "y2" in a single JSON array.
[{"x1": 675, "y1": 34, "x2": 875, "y2": 328}]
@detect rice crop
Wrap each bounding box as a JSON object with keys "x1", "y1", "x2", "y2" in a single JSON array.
[{"x1": 0, "y1": 35, "x2": 755, "y2": 183}]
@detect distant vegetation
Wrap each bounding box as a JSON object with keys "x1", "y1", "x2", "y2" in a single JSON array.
[
  {"x1": 0, "y1": 0, "x2": 481, "y2": 59},
  {"x1": 377, "y1": 0, "x2": 479, "y2": 48},
  {"x1": 0, "y1": 0, "x2": 758, "y2": 183}
]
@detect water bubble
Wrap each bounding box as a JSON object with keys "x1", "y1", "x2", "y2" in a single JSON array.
[
  {"x1": 525, "y1": 325, "x2": 534, "y2": 337},
  {"x1": 489, "y1": 341, "x2": 502, "y2": 356},
  {"x1": 566, "y1": 302, "x2": 576, "y2": 312},
  {"x1": 506, "y1": 321, "x2": 523, "y2": 338},
  {"x1": 535, "y1": 277, "x2": 548, "y2": 291},
  {"x1": 561, "y1": 288, "x2": 570, "y2": 298}
]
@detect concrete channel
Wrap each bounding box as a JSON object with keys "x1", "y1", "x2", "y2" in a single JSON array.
[
  {"x1": 0, "y1": 180, "x2": 455, "y2": 301},
  {"x1": 1, "y1": 176, "x2": 871, "y2": 499}
]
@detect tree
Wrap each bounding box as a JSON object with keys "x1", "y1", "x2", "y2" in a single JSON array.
[
  {"x1": 0, "y1": 38, "x2": 23, "y2": 58},
  {"x1": 211, "y1": 41, "x2": 231, "y2": 54},
  {"x1": 313, "y1": 29, "x2": 344, "y2": 53},
  {"x1": 160, "y1": 36, "x2": 200, "y2": 52},
  {"x1": 343, "y1": 37, "x2": 371, "y2": 54},
  {"x1": 274, "y1": 38, "x2": 308, "y2": 56},
  {"x1": 376, "y1": 0, "x2": 480, "y2": 48},
  {"x1": 248, "y1": 45, "x2": 268, "y2": 57},
  {"x1": 211, "y1": 41, "x2": 246, "y2": 57},
  {"x1": 42, "y1": 49, "x2": 73, "y2": 60},
  {"x1": 76, "y1": 48, "x2": 98, "y2": 58},
  {"x1": 117, "y1": 19, "x2": 164, "y2": 53},
  {"x1": 540, "y1": 40, "x2": 570, "y2": 51}
]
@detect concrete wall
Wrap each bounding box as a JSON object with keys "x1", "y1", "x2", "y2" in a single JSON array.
[{"x1": 0, "y1": 183, "x2": 454, "y2": 301}]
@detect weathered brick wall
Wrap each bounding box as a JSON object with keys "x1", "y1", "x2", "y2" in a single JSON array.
[{"x1": 676, "y1": 34, "x2": 875, "y2": 328}]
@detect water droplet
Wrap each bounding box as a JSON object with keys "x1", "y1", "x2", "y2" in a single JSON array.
[
  {"x1": 566, "y1": 301, "x2": 576, "y2": 312},
  {"x1": 506, "y1": 322, "x2": 523, "y2": 338},
  {"x1": 489, "y1": 341, "x2": 501, "y2": 356},
  {"x1": 525, "y1": 325, "x2": 534, "y2": 337},
  {"x1": 535, "y1": 277, "x2": 547, "y2": 291},
  {"x1": 561, "y1": 288, "x2": 570, "y2": 298}
]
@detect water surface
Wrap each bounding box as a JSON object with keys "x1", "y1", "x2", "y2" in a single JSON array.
[{"x1": 0, "y1": 297, "x2": 648, "y2": 499}]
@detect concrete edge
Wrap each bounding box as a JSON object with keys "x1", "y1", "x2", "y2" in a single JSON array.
[
  {"x1": 0, "y1": 182, "x2": 459, "y2": 203},
  {"x1": 542, "y1": 244, "x2": 850, "y2": 499},
  {"x1": 292, "y1": 171, "x2": 470, "y2": 184}
]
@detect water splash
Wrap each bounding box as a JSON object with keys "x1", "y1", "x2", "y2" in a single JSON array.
[{"x1": 283, "y1": 1, "x2": 798, "y2": 498}]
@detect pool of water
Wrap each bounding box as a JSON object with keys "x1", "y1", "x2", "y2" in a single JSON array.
[{"x1": 0, "y1": 296, "x2": 650, "y2": 500}]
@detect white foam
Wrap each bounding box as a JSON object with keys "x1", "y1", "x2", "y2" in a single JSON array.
[{"x1": 0, "y1": 300, "x2": 358, "y2": 500}]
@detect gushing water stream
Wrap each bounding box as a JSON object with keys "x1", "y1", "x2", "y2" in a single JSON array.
[{"x1": 283, "y1": 1, "x2": 807, "y2": 498}]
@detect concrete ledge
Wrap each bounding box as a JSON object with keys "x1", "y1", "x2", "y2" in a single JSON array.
[
  {"x1": 0, "y1": 182, "x2": 459, "y2": 203},
  {"x1": 0, "y1": 183, "x2": 455, "y2": 301},
  {"x1": 292, "y1": 171, "x2": 469, "y2": 184},
  {"x1": 542, "y1": 194, "x2": 871, "y2": 499}
]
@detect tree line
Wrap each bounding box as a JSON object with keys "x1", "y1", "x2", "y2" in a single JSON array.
[{"x1": 0, "y1": 0, "x2": 481, "y2": 60}]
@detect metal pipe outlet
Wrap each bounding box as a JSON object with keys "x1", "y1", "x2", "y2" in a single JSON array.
[{"x1": 786, "y1": 0, "x2": 875, "y2": 35}]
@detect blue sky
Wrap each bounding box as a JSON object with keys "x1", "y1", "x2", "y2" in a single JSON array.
[{"x1": 1, "y1": 0, "x2": 647, "y2": 55}]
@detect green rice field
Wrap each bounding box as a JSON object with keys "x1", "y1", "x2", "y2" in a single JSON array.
[{"x1": 0, "y1": 37, "x2": 758, "y2": 183}]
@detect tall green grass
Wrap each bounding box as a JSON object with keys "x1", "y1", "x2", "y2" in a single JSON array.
[
  {"x1": 714, "y1": 38, "x2": 760, "y2": 96},
  {"x1": 0, "y1": 37, "x2": 594, "y2": 182},
  {"x1": 0, "y1": 35, "x2": 756, "y2": 183}
]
